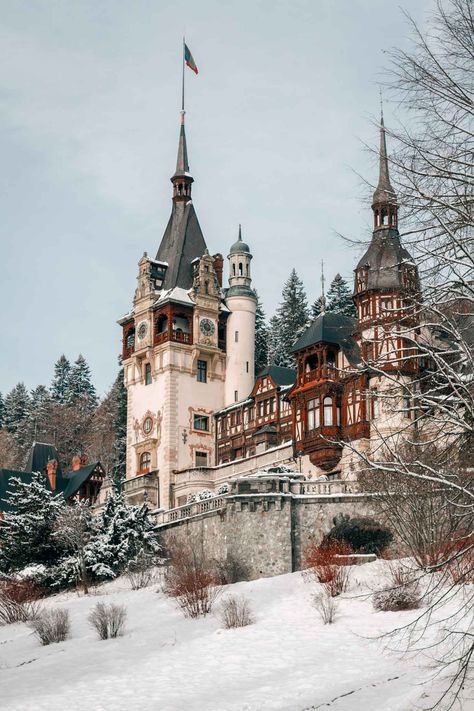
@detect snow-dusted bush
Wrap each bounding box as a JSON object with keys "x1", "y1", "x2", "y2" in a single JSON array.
[
  {"x1": 163, "y1": 544, "x2": 221, "y2": 618},
  {"x1": 187, "y1": 489, "x2": 213, "y2": 504},
  {"x1": 88, "y1": 602, "x2": 127, "y2": 640},
  {"x1": 313, "y1": 589, "x2": 338, "y2": 624},
  {"x1": 305, "y1": 541, "x2": 352, "y2": 596},
  {"x1": 373, "y1": 584, "x2": 421, "y2": 612},
  {"x1": 125, "y1": 550, "x2": 157, "y2": 590},
  {"x1": 31, "y1": 608, "x2": 70, "y2": 645},
  {"x1": 220, "y1": 594, "x2": 254, "y2": 629},
  {"x1": 0, "y1": 578, "x2": 43, "y2": 625}
]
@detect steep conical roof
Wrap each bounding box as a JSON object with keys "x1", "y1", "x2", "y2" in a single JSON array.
[
  {"x1": 372, "y1": 114, "x2": 396, "y2": 206},
  {"x1": 155, "y1": 113, "x2": 207, "y2": 290}
]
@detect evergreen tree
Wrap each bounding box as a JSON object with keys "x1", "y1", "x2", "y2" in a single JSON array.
[
  {"x1": 3, "y1": 383, "x2": 31, "y2": 446},
  {"x1": 311, "y1": 296, "x2": 325, "y2": 320},
  {"x1": 0, "y1": 391, "x2": 4, "y2": 429},
  {"x1": 67, "y1": 354, "x2": 97, "y2": 408},
  {"x1": 254, "y1": 292, "x2": 269, "y2": 374},
  {"x1": 268, "y1": 269, "x2": 310, "y2": 367},
  {"x1": 111, "y1": 363, "x2": 127, "y2": 481},
  {"x1": 27, "y1": 385, "x2": 52, "y2": 443},
  {"x1": 0, "y1": 472, "x2": 64, "y2": 572},
  {"x1": 87, "y1": 481, "x2": 159, "y2": 580},
  {"x1": 326, "y1": 273, "x2": 356, "y2": 317},
  {"x1": 51, "y1": 355, "x2": 72, "y2": 404}
]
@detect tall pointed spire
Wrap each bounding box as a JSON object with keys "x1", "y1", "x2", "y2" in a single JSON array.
[
  {"x1": 372, "y1": 109, "x2": 398, "y2": 231},
  {"x1": 171, "y1": 111, "x2": 194, "y2": 201}
]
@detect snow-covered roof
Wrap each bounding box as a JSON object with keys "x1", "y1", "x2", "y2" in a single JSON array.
[{"x1": 154, "y1": 287, "x2": 195, "y2": 308}]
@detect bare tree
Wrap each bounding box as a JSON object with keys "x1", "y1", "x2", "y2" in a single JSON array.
[{"x1": 350, "y1": 1, "x2": 474, "y2": 706}]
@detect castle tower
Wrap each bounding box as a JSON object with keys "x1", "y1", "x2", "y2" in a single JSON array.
[
  {"x1": 119, "y1": 111, "x2": 227, "y2": 510},
  {"x1": 353, "y1": 112, "x2": 420, "y2": 434},
  {"x1": 224, "y1": 226, "x2": 257, "y2": 405}
]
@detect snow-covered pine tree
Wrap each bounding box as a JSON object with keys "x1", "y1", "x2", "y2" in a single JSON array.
[
  {"x1": 254, "y1": 292, "x2": 269, "y2": 374},
  {"x1": 0, "y1": 472, "x2": 65, "y2": 573},
  {"x1": 311, "y1": 296, "x2": 325, "y2": 320},
  {"x1": 27, "y1": 385, "x2": 52, "y2": 444},
  {"x1": 326, "y1": 273, "x2": 356, "y2": 317},
  {"x1": 3, "y1": 383, "x2": 31, "y2": 448},
  {"x1": 87, "y1": 481, "x2": 159, "y2": 580},
  {"x1": 112, "y1": 363, "x2": 127, "y2": 481},
  {"x1": 268, "y1": 269, "x2": 309, "y2": 367},
  {"x1": 0, "y1": 391, "x2": 4, "y2": 429},
  {"x1": 51, "y1": 355, "x2": 72, "y2": 404},
  {"x1": 67, "y1": 354, "x2": 97, "y2": 409}
]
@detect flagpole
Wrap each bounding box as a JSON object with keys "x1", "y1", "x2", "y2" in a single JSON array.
[{"x1": 181, "y1": 37, "x2": 185, "y2": 113}]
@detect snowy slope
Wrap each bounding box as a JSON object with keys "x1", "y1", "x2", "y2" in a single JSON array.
[{"x1": 0, "y1": 562, "x2": 463, "y2": 711}]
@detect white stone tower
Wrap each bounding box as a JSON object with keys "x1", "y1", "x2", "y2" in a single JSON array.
[{"x1": 224, "y1": 226, "x2": 257, "y2": 405}]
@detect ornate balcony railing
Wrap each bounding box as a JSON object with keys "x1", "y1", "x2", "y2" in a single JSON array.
[
  {"x1": 154, "y1": 330, "x2": 192, "y2": 346},
  {"x1": 153, "y1": 496, "x2": 227, "y2": 526}
]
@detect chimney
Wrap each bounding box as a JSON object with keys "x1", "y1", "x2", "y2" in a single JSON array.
[
  {"x1": 71, "y1": 455, "x2": 82, "y2": 471},
  {"x1": 46, "y1": 460, "x2": 58, "y2": 490},
  {"x1": 213, "y1": 253, "x2": 224, "y2": 287}
]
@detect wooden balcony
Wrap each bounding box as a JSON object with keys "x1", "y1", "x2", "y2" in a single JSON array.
[
  {"x1": 303, "y1": 365, "x2": 338, "y2": 384},
  {"x1": 154, "y1": 329, "x2": 192, "y2": 346}
]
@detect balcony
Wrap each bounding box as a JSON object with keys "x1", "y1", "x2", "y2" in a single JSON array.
[
  {"x1": 154, "y1": 329, "x2": 192, "y2": 346},
  {"x1": 304, "y1": 365, "x2": 338, "y2": 384}
]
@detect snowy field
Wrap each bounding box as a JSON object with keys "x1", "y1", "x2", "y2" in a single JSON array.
[{"x1": 0, "y1": 561, "x2": 468, "y2": 711}]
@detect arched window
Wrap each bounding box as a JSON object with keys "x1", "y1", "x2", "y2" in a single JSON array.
[
  {"x1": 232, "y1": 263, "x2": 236, "y2": 276},
  {"x1": 323, "y1": 396, "x2": 333, "y2": 426},
  {"x1": 126, "y1": 328, "x2": 135, "y2": 349},
  {"x1": 246, "y1": 263, "x2": 249, "y2": 276},
  {"x1": 156, "y1": 314, "x2": 168, "y2": 334},
  {"x1": 140, "y1": 451, "x2": 151, "y2": 471},
  {"x1": 238, "y1": 262, "x2": 243, "y2": 276},
  {"x1": 204, "y1": 280, "x2": 209, "y2": 294}
]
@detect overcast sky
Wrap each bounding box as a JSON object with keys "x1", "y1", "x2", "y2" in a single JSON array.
[{"x1": 0, "y1": 0, "x2": 430, "y2": 397}]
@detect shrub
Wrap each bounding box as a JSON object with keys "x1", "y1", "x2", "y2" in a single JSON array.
[
  {"x1": 326, "y1": 514, "x2": 393, "y2": 555},
  {"x1": 30, "y1": 608, "x2": 70, "y2": 645},
  {"x1": 373, "y1": 585, "x2": 421, "y2": 612},
  {"x1": 220, "y1": 594, "x2": 254, "y2": 629},
  {"x1": 163, "y1": 545, "x2": 221, "y2": 618},
  {"x1": 88, "y1": 602, "x2": 127, "y2": 640},
  {"x1": 313, "y1": 589, "x2": 338, "y2": 624},
  {"x1": 0, "y1": 579, "x2": 43, "y2": 625},
  {"x1": 125, "y1": 551, "x2": 157, "y2": 590},
  {"x1": 304, "y1": 541, "x2": 352, "y2": 596}
]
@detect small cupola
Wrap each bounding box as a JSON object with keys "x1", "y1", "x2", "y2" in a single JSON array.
[
  {"x1": 171, "y1": 111, "x2": 194, "y2": 202},
  {"x1": 227, "y1": 225, "x2": 255, "y2": 298}
]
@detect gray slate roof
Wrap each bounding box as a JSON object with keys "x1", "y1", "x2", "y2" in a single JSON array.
[
  {"x1": 355, "y1": 229, "x2": 416, "y2": 292},
  {"x1": 156, "y1": 202, "x2": 207, "y2": 290},
  {"x1": 292, "y1": 312, "x2": 361, "y2": 365},
  {"x1": 256, "y1": 365, "x2": 296, "y2": 387}
]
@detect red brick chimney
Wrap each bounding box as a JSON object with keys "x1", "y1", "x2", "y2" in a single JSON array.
[
  {"x1": 46, "y1": 459, "x2": 58, "y2": 490},
  {"x1": 71, "y1": 455, "x2": 82, "y2": 471},
  {"x1": 213, "y1": 253, "x2": 224, "y2": 287}
]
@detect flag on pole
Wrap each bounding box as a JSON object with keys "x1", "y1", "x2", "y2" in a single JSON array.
[{"x1": 184, "y1": 43, "x2": 198, "y2": 74}]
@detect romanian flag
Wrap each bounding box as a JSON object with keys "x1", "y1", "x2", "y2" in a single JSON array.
[{"x1": 184, "y1": 43, "x2": 198, "y2": 74}]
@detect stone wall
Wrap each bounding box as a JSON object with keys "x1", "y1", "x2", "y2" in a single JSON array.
[{"x1": 157, "y1": 476, "x2": 377, "y2": 580}]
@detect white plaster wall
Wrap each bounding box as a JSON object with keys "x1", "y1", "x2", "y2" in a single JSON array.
[{"x1": 224, "y1": 295, "x2": 256, "y2": 406}]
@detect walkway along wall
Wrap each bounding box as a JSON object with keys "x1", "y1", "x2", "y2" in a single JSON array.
[{"x1": 155, "y1": 476, "x2": 377, "y2": 579}]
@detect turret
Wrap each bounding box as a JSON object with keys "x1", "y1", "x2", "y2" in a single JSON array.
[{"x1": 224, "y1": 226, "x2": 257, "y2": 405}]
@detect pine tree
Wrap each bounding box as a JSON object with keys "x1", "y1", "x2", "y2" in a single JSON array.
[
  {"x1": 326, "y1": 273, "x2": 356, "y2": 317},
  {"x1": 268, "y1": 269, "x2": 309, "y2": 367},
  {"x1": 27, "y1": 385, "x2": 52, "y2": 443},
  {"x1": 311, "y1": 296, "x2": 325, "y2": 320},
  {"x1": 0, "y1": 472, "x2": 65, "y2": 573},
  {"x1": 112, "y1": 363, "x2": 127, "y2": 481},
  {"x1": 254, "y1": 292, "x2": 269, "y2": 374},
  {"x1": 51, "y1": 355, "x2": 72, "y2": 404},
  {"x1": 0, "y1": 392, "x2": 4, "y2": 429},
  {"x1": 3, "y1": 383, "x2": 31, "y2": 447},
  {"x1": 67, "y1": 354, "x2": 97, "y2": 408},
  {"x1": 87, "y1": 481, "x2": 159, "y2": 580}
]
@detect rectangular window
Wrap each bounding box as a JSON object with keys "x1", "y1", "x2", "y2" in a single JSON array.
[
  {"x1": 197, "y1": 359, "x2": 207, "y2": 383},
  {"x1": 235, "y1": 331, "x2": 239, "y2": 342},
  {"x1": 307, "y1": 398, "x2": 320, "y2": 430},
  {"x1": 258, "y1": 401, "x2": 264, "y2": 417},
  {"x1": 144, "y1": 363, "x2": 152, "y2": 385},
  {"x1": 246, "y1": 361, "x2": 249, "y2": 373},
  {"x1": 195, "y1": 451, "x2": 208, "y2": 467},
  {"x1": 193, "y1": 414, "x2": 210, "y2": 431},
  {"x1": 234, "y1": 390, "x2": 238, "y2": 402}
]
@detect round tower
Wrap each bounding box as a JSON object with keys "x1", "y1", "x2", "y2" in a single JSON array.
[{"x1": 224, "y1": 226, "x2": 257, "y2": 405}]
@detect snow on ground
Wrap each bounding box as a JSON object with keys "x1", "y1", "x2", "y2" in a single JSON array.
[{"x1": 0, "y1": 561, "x2": 467, "y2": 711}]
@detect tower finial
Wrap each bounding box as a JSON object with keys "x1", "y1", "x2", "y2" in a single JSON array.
[
  {"x1": 238, "y1": 224, "x2": 242, "y2": 241},
  {"x1": 372, "y1": 107, "x2": 398, "y2": 230}
]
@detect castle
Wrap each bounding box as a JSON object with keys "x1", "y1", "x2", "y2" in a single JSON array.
[{"x1": 118, "y1": 108, "x2": 420, "y2": 513}]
